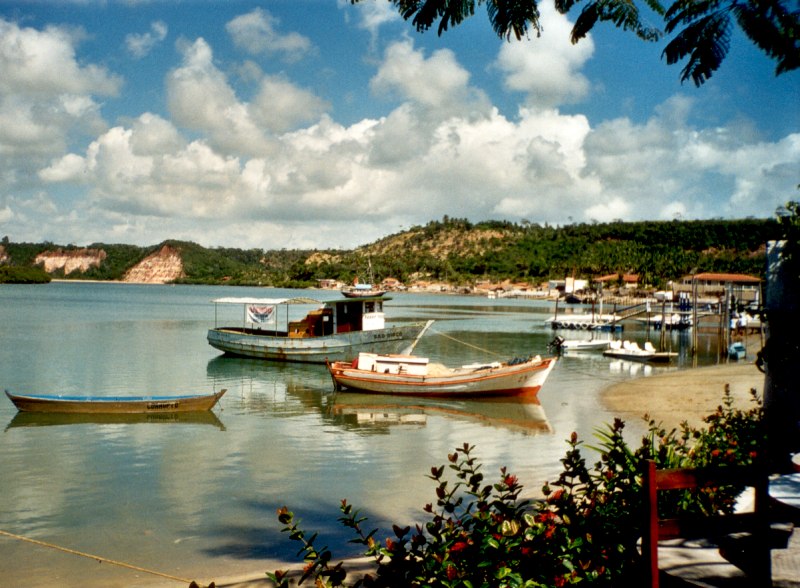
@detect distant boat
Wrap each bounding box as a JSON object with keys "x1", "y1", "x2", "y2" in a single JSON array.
[
  {"x1": 341, "y1": 283, "x2": 387, "y2": 298},
  {"x1": 602, "y1": 340, "x2": 677, "y2": 363},
  {"x1": 327, "y1": 352, "x2": 556, "y2": 397},
  {"x1": 549, "y1": 336, "x2": 611, "y2": 353},
  {"x1": 728, "y1": 341, "x2": 747, "y2": 360},
  {"x1": 207, "y1": 296, "x2": 433, "y2": 363},
  {"x1": 5, "y1": 389, "x2": 226, "y2": 414},
  {"x1": 342, "y1": 259, "x2": 386, "y2": 298}
]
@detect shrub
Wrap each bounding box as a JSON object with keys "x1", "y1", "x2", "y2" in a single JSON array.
[{"x1": 268, "y1": 387, "x2": 764, "y2": 587}]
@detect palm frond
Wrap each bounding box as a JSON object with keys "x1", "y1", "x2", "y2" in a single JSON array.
[
  {"x1": 731, "y1": 0, "x2": 800, "y2": 75},
  {"x1": 572, "y1": 0, "x2": 663, "y2": 43},
  {"x1": 663, "y1": 11, "x2": 732, "y2": 85},
  {"x1": 488, "y1": 0, "x2": 543, "y2": 40}
]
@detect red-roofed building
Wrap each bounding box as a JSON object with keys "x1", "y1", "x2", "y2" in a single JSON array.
[{"x1": 677, "y1": 272, "x2": 761, "y2": 302}]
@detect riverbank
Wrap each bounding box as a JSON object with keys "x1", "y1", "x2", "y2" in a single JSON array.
[{"x1": 601, "y1": 330, "x2": 764, "y2": 432}]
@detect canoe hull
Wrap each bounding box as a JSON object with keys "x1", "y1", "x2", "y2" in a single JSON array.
[
  {"x1": 328, "y1": 356, "x2": 556, "y2": 398},
  {"x1": 5, "y1": 389, "x2": 226, "y2": 414},
  {"x1": 207, "y1": 322, "x2": 430, "y2": 363}
]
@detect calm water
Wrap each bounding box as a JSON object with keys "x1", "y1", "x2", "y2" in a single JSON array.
[{"x1": 0, "y1": 282, "x2": 724, "y2": 587}]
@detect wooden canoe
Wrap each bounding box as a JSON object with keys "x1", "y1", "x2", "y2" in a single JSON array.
[{"x1": 4, "y1": 389, "x2": 226, "y2": 414}]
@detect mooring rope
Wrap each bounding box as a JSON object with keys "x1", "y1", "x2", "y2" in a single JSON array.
[
  {"x1": 428, "y1": 327, "x2": 505, "y2": 357},
  {"x1": 0, "y1": 529, "x2": 211, "y2": 587}
]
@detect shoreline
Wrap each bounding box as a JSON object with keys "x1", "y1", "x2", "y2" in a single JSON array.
[{"x1": 600, "y1": 358, "x2": 765, "y2": 431}]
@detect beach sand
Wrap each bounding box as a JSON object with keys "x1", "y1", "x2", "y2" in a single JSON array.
[{"x1": 601, "y1": 353, "x2": 764, "y2": 431}]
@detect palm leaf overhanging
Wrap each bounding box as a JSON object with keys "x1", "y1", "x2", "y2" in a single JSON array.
[{"x1": 352, "y1": 0, "x2": 800, "y2": 86}]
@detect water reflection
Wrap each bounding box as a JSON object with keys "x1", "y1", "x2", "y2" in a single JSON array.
[
  {"x1": 5, "y1": 410, "x2": 226, "y2": 430},
  {"x1": 330, "y1": 393, "x2": 552, "y2": 435}
]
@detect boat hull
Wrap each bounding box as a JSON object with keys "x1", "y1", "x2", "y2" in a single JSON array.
[
  {"x1": 5, "y1": 389, "x2": 226, "y2": 414},
  {"x1": 602, "y1": 350, "x2": 676, "y2": 363},
  {"x1": 328, "y1": 356, "x2": 556, "y2": 397},
  {"x1": 207, "y1": 322, "x2": 430, "y2": 363}
]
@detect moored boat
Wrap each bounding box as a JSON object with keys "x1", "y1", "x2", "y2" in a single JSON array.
[
  {"x1": 207, "y1": 296, "x2": 432, "y2": 363},
  {"x1": 341, "y1": 283, "x2": 387, "y2": 298},
  {"x1": 602, "y1": 340, "x2": 677, "y2": 363},
  {"x1": 549, "y1": 335, "x2": 611, "y2": 353},
  {"x1": 327, "y1": 352, "x2": 556, "y2": 397},
  {"x1": 4, "y1": 389, "x2": 226, "y2": 414}
]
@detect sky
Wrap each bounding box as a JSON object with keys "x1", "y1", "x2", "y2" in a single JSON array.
[{"x1": 0, "y1": 0, "x2": 798, "y2": 251}]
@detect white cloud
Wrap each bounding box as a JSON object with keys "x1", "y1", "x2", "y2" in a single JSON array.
[
  {"x1": 370, "y1": 39, "x2": 474, "y2": 109},
  {"x1": 4, "y1": 11, "x2": 798, "y2": 251},
  {"x1": 0, "y1": 16, "x2": 119, "y2": 215},
  {"x1": 167, "y1": 37, "x2": 276, "y2": 157},
  {"x1": 0, "y1": 19, "x2": 121, "y2": 96},
  {"x1": 39, "y1": 153, "x2": 87, "y2": 183},
  {"x1": 250, "y1": 76, "x2": 329, "y2": 134},
  {"x1": 495, "y1": 4, "x2": 593, "y2": 108},
  {"x1": 125, "y1": 21, "x2": 168, "y2": 58},
  {"x1": 340, "y1": 0, "x2": 400, "y2": 45},
  {"x1": 226, "y1": 8, "x2": 312, "y2": 62}
]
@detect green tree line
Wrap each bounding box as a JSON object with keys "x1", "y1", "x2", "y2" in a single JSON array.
[{"x1": 0, "y1": 217, "x2": 779, "y2": 288}]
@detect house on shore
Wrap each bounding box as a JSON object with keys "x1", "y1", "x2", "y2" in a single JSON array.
[{"x1": 675, "y1": 272, "x2": 762, "y2": 304}]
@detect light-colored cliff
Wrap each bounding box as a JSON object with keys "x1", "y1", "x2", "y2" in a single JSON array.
[
  {"x1": 35, "y1": 248, "x2": 107, "y2": 274},
  {"x1": 122, "y1": 245, "x2": 185, "y2": 284}
]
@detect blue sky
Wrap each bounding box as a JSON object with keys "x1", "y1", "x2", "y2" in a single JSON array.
[{"x1": 1, "y1": 0, "x2": 798, "y2": 250}]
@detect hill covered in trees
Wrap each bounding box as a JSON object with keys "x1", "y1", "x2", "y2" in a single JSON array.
[{"x1": 0, "y1": 217, "x2": 778, "y2": 288}]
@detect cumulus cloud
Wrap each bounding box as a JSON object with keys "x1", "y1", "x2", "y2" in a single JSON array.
[
  {"x1": 0, "y1": 17, "x2": 119, "y2": 207},
  {"x1": 167, "y1": 37, "x2": 276, "y2": 156},
  {"x1": 495, "y1": 4, "x2": 593, "y2": 108},
  {"x1": 0, "y1": 19, "x2": 121, "y2": 97},
  {"x1": 370, "y1": 39, "x2": 491, "y2": 118},
  {"x1": 125, "y1": 21, "x2": 168, "y2": 58},
  {"x1": 4, "y1": 10, "x2": 798, "y2": 251},
  {"x1": 340, "y1": 0, "x2": 400, "y2": 45},
  {"x1": 250, "y1": 76, "x2": 329, "y2": 134},
  {"x1": 226, "y1": 8, "x2": 312, "y2": 62}
]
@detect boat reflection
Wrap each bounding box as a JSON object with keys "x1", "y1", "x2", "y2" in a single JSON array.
[
  {"x1": 5, "y1": 410, "x2": 226, "y2": 431},
  {"x1": 330, "y1": 393, "x2": 552, "y2": 435}
]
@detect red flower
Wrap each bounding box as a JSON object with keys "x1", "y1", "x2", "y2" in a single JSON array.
[{"x1": 450, "y1": 541, "x2": 469, "y2": 553}]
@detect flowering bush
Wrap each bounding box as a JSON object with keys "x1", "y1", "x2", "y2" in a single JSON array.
[{"x1": 268, "y1": 387, "x2": 764, "y2": 587}]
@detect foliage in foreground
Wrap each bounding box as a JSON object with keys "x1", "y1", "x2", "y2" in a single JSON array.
[{"x1": 268, "y1": 387, "x2": 764, "y2": 587}]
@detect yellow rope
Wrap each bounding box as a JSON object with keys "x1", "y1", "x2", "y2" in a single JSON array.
[
  {"x1": 428, "y1": 328, "x2": 504, "y2": 357},
  {"x1": 0, "y1": 529, "x2": 212, "y2": 587}
]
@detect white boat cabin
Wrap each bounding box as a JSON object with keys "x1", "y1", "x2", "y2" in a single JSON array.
[
  {"x1": 211, "y1": 295, "x2": 388, "y2": 338},
  {"x1": 356, "y1": 352, "x2": 429, "y2": 375}
]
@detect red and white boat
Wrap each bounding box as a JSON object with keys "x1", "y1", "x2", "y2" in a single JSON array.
[{"x1": 327, "y1": 352, "x2": 556, "y2": 398}]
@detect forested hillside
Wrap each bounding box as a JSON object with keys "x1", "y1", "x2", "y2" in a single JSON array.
[{"x1": 0, "y1": 217, "x2": 779, "y2": 288}]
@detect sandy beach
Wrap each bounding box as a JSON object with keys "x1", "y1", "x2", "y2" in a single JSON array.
[{"x1": 602, "y1": 354, "x2": 765, "y2": 431}]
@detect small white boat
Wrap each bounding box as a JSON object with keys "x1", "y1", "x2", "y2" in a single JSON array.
[
  {"x1": 602, "y1": 340, "x2": 677, "y2": 364},
  {"x1": 327, "y1": 352, "x2": 556, "y2": 397},
  {"x1": 341, "y1": 283, "x2": 387, "y2": 298},
  {"x1": 728, "y1": 341, "x2": 747, "y2": 360},
  {"x1": 549, "y1": 336, "x2": 611, "y2": 353}
]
